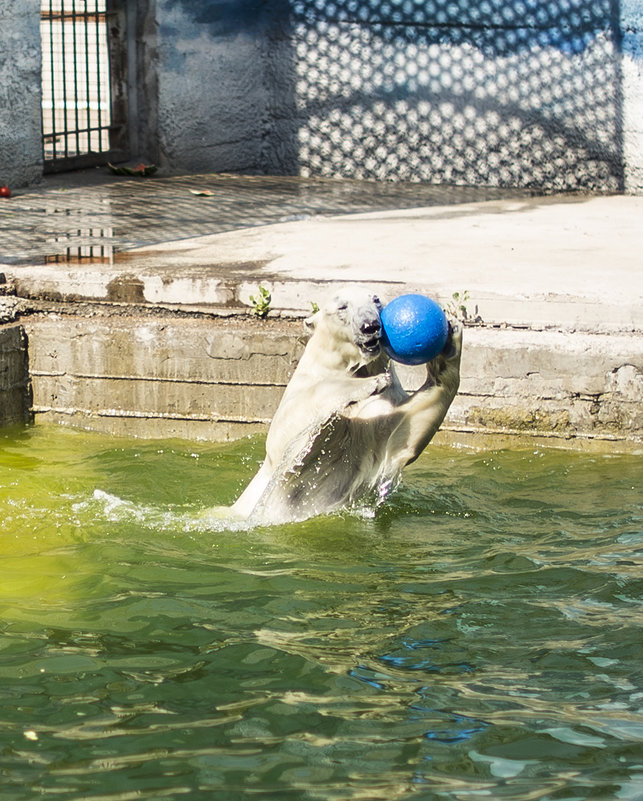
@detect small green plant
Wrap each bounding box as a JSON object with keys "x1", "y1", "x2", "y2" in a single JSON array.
[
  {"x1": 310, "y1": 301, "x2": 319, "y2": 314},
  {"x1": 445, "y1": 290, "x2": 470, "y2": 322},
  {"x1": 249, "y1": 285, "x2": 272, "y2": 318}
]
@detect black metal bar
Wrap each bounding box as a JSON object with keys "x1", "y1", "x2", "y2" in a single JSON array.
[
  {"x1": 72, "y1": 0, "x2": 79, "y2": 157},
  {"x1": 102, "y1": 0, "x2": 114, "y2": 152},
  {"x1": 48, "y1": 0, "x2": 57, "y2": 160},
  {"x1": 42, "y1": 0, "x2": 127, "y2": 169},
  {"x1": 84, "y1": 0, "x2": 92, "y2": 153},
  {"x1": 95, "y1": 0, "x2": 103, "y2": 151},
  {"x1": 60, "y1": 0, "x2": 68, "y2": 157}
]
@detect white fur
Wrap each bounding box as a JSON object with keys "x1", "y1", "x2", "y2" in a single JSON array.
[{"x1": 222, "y1": 289, "x2": 462, "y2": 525}]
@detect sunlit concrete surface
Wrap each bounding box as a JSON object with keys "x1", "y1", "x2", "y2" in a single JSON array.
[
  {"x1": 0, "y1": 171, "x2": 532, "y2": 265},
  {"x1": 1, "y1": 172, "x2": 641, "y2": 448},
  {"x1": 1, "y1": 173, "x2": 641, "y2": 333}
]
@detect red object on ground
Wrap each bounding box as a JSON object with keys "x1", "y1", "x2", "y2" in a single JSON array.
[{"x1": 0, "y1": 185, "x2": 11, "y2": 198}]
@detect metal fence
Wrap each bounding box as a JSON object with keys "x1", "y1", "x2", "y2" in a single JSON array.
[{"x1": 41, "y1": 0, "x2": 128, "y2": 171}]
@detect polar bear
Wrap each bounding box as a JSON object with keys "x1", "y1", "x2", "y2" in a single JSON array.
[{"x1": 224, "y1": 288, "x2": 462, "y2": 526}]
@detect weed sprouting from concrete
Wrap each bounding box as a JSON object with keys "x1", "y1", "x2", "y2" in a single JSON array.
[
  {"x1": 250, "y1": 285, "x2": 272, "y2": 318},
  {"x1": 445, "y1": 290, "x2": 470, "y2": 322}
]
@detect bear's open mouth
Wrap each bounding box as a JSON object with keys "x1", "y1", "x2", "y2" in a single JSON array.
[
  {"x1": 360, "y1": 336, "x2": 381, "y2": 354},
  {"x1": 353, "y1": 309, "x2": 382, "y2": 357},
  {"x1": 358, "y1": 322, "x2": 382, "y2": 355}
]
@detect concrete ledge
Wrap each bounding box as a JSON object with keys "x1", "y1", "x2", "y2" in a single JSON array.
[
  {"x1": 8, "y1": 195, "x2": 643, "y2": 333},
  {"x1": 4, "y1": 190, "x2": 642, "y2": 449},
  {"x1": 19, "y1": 311, "x2": 643, "y2": 451}
]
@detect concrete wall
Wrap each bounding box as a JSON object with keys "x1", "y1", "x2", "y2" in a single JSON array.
[
  {"x1": 0, "y1": 0, "x2": 43, "y2": 188},
  {"x1": 137, "y1": 0, "x2": 294, "y2": 173},
  {"x1": 0, "y1": 325, "x2": 32, "y2": 427},
  {"x1": 622, "y1": 0, "x2": 643, "y2": 191},
  {"x1": 23, "y1": 315, "x2": 301, "y2": 440},
  {"x1": 0, "y1": 1, "x2": 641, "y2": 191},
  {"x1": 449, "y1": 328, "x2": 643, "y2": 443},
  {"x1": 286, "y1": 1, "x2": 625, "y2": 190},
  {"x1": 20, "y1": 313, "x2": 643, "y2": 450},
  {"x1": 142, "y1": 0, "x2": 639, "y2": 192}
]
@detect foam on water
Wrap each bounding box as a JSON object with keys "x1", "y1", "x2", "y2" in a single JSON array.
[{"x1": 84, "y1": 488, "x2": 254, "y2": 534}]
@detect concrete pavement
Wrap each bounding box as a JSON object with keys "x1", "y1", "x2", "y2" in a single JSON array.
[
  {"x1": 1, "y1": 175, "x2": 641, "y2": 333},
  {"x1": 1, "y1": 172, "x2": 641, "y2": 448},
  {"x1": 113, "y1": 193, "x2": 642, "y2": 333}
]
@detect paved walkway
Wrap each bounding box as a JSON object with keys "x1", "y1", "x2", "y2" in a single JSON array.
[
  {"x1": 0, "y1": 171, "x2": 529, "y2": 264},
  {"x1": 1, "y1": 171, "x2": 642, "y2": 333}
]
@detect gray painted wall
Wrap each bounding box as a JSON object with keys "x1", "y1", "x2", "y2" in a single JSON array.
[
  {"x1": 144, "y1": 0, "x2": 642, "y2": 192},
  {"x1": 622, "y1": 0, "x2": 643, "y2": 191},
  {"x1": 0, "y1": 0, "x2": 641, "y2": 192},
  {"x1": 138, "y1": 0, "x2": 295, "y2": 173},
  {"x1": 0, "y1": 0, "x2": 43, "y2": 189}
]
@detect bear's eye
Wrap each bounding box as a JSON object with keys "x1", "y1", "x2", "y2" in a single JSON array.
[{"x1": 336, "y1": 301, "x2": 348, "y2": 311}]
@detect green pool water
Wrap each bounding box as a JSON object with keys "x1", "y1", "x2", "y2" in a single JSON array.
[{"x1": 1, "y1": 425, "x2": 641, "y2": 801}]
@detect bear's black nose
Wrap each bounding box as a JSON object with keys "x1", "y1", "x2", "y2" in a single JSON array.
[
  {"x1": 360, "y1": 320, "x2": 380, "y2": 336},
  {"x1": 359, "y1": 317, "x2": 382, "y2": 354}
]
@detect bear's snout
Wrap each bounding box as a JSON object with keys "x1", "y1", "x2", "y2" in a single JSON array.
[
  {"x1": 357, "y1": 316, "x2": 382, "y2": 354},
  {"x1": 360, "y1": 318, "x2": 380, "y2": 336}
]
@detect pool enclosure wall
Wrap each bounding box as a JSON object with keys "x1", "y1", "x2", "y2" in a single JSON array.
[
  {"x1": 0, "y1": 325, "x2": 31, "y2": 428},
  {"x1": 0, "y1": 312, "x2": 638, "y2": 450},
  {"x1": 0, "y1": 1, "x2": 44, "y2": 188},
  {"x1": 0, "y1": 0, "x2": 642, "y2": 191}
]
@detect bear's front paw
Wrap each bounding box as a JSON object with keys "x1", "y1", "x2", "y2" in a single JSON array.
[{"x1": 441, "y1": 322, "x2": 462, "y2": 360}]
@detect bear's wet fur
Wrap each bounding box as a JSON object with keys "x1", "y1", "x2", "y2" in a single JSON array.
[{"x1": 224, "y1": 288, "x2": 462, "y2": 525}]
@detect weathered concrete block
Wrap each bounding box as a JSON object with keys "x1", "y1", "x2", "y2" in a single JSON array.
[
  {"x1": 441, "y1": 328, "x2": 643, "y2": 444},
  {"x1": 24, "y1": 315, "x2": 304, "y2": 438},
  {"x1": 0, "y1": 325, "x2": 32, "y2": 427},
  {"x1": 19, "y1": 314, "x2": 643, "y2": 448},
  {"x1": 26, "y1": 317, "x2": 301, "y2": 386},
  {"x1": 31, "y1": 374, "x2": 285, "y2": 422}
]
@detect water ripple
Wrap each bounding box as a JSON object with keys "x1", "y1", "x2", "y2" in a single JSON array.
[{"x1": 1, "y1": 428, "x2": 642, "y2": 800}]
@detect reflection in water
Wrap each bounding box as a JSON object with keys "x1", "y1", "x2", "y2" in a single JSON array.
[
  {"x1": 0, "y1": 426, "x2": 641, "y2": 800},
  {"x1": 45, "y1": 226, "x2": 115, "y2": 264}
]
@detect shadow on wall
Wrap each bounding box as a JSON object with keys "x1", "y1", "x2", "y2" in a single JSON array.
[
  {"x1": 287, "y1": 0, "x2": 624, "y2": 190},
  {"x1": 163, "y1": 0, "x2": 624, "y2": 191}
]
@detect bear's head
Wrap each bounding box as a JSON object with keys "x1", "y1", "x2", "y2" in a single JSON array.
[{"x1": 304, "y1": 290, "x2": 385, "y2": 373}]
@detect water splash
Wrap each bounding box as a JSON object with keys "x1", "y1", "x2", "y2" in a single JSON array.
[{"x1": 79, "y1": 489, "x2": 252, "y2": 534}]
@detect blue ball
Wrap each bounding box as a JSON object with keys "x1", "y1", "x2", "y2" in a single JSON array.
[{"x1": 381, "y1": 294, "x2": 449, "y2": 365}]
